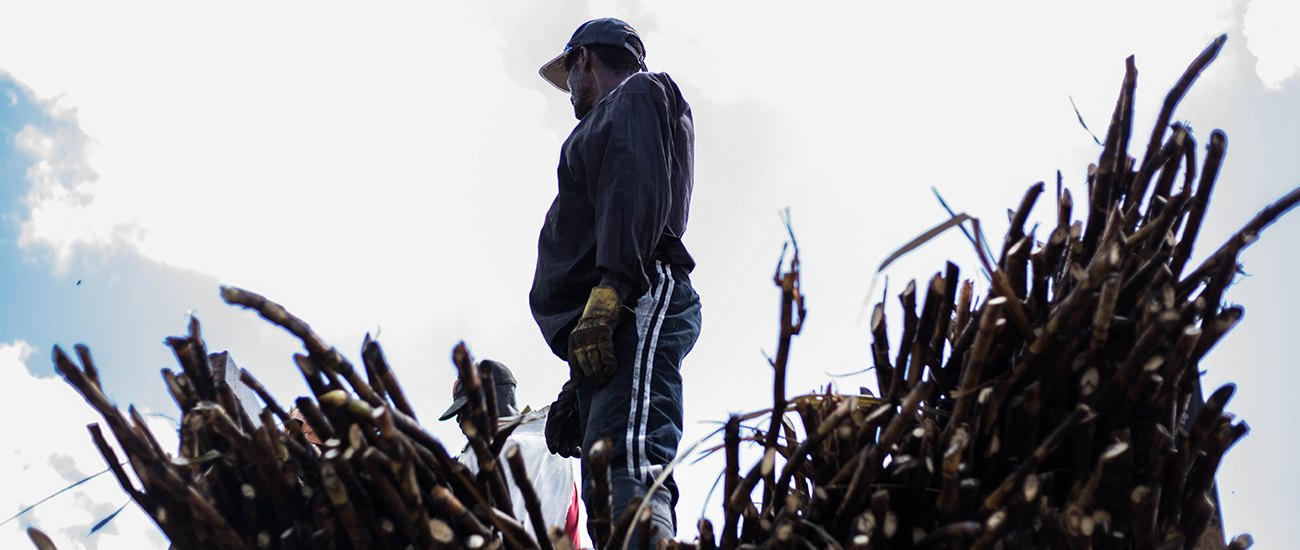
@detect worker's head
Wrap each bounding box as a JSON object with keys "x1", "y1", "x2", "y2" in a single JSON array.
[
  {"x1": 539, "y1": 18, "x2": 646, "y2": 119},
  {"x1": 287, "y1": 406, "x2": 323, "y2": 447},
  {"x1": 437, "y1": 359, "x2": 519, "y2": 425}
]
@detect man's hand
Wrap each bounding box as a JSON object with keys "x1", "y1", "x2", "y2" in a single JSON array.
[
  {"x1": 568, "y1": 286, "x2": 622, "y2": 388},
  {"x1": 545, "y1": 379, "x2": 583, "y2": 458}
]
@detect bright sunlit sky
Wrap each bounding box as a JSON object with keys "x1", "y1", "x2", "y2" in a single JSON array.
[{"x1": 2, "y1": 1, "x2": 1298, "y2": 548}]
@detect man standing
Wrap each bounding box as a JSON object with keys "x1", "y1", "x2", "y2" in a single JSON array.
[{"x1": 531, "y1": 17, "x2": 702, "y2": 548}]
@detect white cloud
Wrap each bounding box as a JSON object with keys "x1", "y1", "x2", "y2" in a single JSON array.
[
  {"x1": 0, "y1": 340, "x2": 171, "y2": 549},
  {"x1": 1244, "y1": 0, "x2": 1300, "y2": 87},
  {"x1": 1, "y1": 3, "x2": 557, "y2": 347},
  {"x1": 12, "y1": 99, "x2": 139, "y2": 273}
]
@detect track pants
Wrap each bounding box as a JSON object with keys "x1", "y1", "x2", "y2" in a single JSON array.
[{"x1": 577, "y1": 261, "x2": 701, "y2": 548}]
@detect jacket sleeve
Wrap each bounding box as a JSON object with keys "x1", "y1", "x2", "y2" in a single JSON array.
[{"x1": 586, "y1": 89, "x2": 674, "y2": 303}]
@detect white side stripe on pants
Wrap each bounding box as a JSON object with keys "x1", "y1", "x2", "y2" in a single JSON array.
[
  {"x1": 626, "y1": 261, "x2": 672, "y2": 481},
  {"x1": 639, "y1": 263, "x2": 675, "y2": 481}
]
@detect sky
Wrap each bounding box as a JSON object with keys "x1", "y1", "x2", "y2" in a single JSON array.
[{"x1": 0, "y1": 0, "x2": 1298, "y2": 548}]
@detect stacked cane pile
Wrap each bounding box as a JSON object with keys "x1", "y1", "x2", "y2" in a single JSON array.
[
  {"x1": 689, "y1": 35, "x2": 1292, "y2": 550},
  {"x1": 45, "y1": 286, "x2": 581, "y2": 550},
  {"x1": 30, "y1": 34, "x2": 1298, "y2": 550}
]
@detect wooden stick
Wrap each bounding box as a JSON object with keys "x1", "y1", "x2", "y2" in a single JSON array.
[
  {"x1": 721, "y1": 416, "x2": 741, "y2": 550},
  {"x1": 870, "y1": 303, "x2": 893, "y2": 399},
  {"x1": 907, "y1": 273, "x2": 946, "y2": 389},
  {"x1": 891, "y1": 281, "x2": 918, "y2": 401},
  {"x1": 772, "y1": 400, "x2": 852, "y2": 508},
  {"x1": 1082, "y1": 55, "x2": 1138, "y2": 262},
  {"x1": 944, "y1": 299, "x2": 1004, "y2": 438},
  {"x1": 1138, "y1": 35, "x2": 1227, "y2": 192},
  {"x1": 506, "y1": 443, "x2": 557, "y2": 550},
  {"x1": 983, "y1": 404, "x2": 1091, "y2": 514},
  {"x1": 320, "y1": 461, "x2": 372, "y2": 550},
  {"x1": 1179, "y1": 185, "x2": 1300, "y2": 298},
  {"x1": 362, "y1": 336, "x2": 418, "y2": 420}
]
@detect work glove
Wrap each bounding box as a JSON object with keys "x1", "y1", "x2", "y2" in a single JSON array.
[
  {"x1": 545, "y1": 378, "x2": 583, "y2": 458},
  {"x1": 568, "y1": 286, "x2": 622, "y2": 389}
]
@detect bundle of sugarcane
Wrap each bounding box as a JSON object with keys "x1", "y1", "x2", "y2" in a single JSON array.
[
  {"x1": 41, "y1": 286, "x2": 575, "y2": 550},
  {"x1": 676, "y1": 34, "x2": 1294, "y2": 550}
]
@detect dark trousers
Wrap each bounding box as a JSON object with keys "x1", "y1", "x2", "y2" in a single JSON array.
[{"x1": 577, "y1": 261, "x2": 701, "y2": 548}]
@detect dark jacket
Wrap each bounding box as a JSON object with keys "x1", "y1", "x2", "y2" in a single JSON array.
[{"x1": 530, "y1": 71, "x2": 695, "y2": 359}]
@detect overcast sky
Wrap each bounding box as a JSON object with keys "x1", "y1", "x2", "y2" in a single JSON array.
[{"x1": 2, "y1": 1, "x2": 1298, "y2": 548}]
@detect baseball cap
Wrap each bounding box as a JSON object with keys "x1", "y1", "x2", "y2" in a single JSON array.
[
  {"x1": 539, "y1": 17, "x2": 646, "y2": 92},
  {"x1": 438, "y1": 359, "x2": 519, "y2": 421}
]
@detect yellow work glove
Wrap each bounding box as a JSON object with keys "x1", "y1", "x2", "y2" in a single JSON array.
[{"x1": 567, "y1": 286, "x2": 622, "y2": 388}]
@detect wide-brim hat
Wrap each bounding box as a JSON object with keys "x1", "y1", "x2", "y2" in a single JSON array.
[{"x1": 539, "y1": 17, "x2": 645, "y2": 92}]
